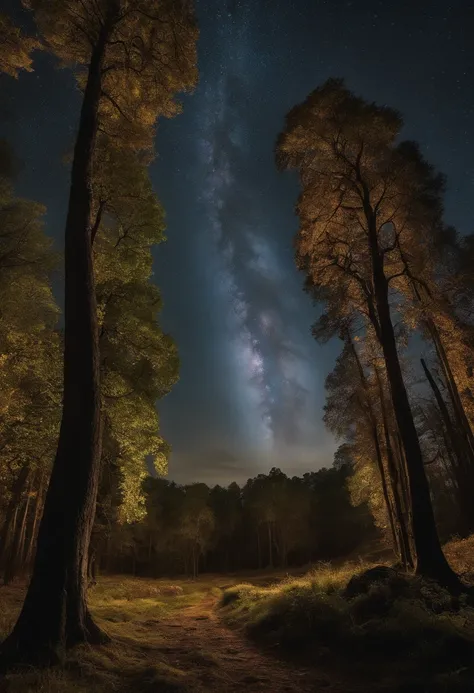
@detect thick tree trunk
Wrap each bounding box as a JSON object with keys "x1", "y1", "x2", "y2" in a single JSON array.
[
  {"x1": 0, "y1": 18, "x2": 114, "y2": 668},
  {"x1": 366, "y1": 213, "x2": 461, "y2": 588}
]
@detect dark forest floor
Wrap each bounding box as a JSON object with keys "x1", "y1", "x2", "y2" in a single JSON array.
[
  {"x1": 1, "y1": 537, "x2": 474, "y2": 692},
  {"x1": 0, "y1": 574, "x2": 343, "y2": 693}
]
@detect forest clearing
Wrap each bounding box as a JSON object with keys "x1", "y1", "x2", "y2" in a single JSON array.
[
  {"x1": 1, "y1": 1, "x2": 474, "y2": 691},
  {"x1": 1, "y1": 573, "x2": 329, "y2": 693},
  {"x1": 2, "y1": 535, "x2": 474, "y2": 693}
]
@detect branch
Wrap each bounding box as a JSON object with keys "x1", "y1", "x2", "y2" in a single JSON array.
[{"x1": 91, "y1": 200, "x2": 106, "y2": 245}]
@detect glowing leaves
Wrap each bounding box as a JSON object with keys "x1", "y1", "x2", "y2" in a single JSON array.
[
  {"x1": 24, "y1": 0, "x2": 197, "y2": 154},
  {"x1": 0, "y1": 14, "x2": 41, "y2": 78},
  {"x1": 92, "y1": 144, "x2": 178, "y2": 525}
]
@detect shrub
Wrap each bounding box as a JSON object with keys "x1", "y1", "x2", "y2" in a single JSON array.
[{"x1": 220, "y1": 565, "x2": 474, "y2": 689}]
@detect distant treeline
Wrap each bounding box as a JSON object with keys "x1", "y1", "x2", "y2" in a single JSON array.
[{"x1": 98, "y1": 465, "x2": 376, "y2": 579}]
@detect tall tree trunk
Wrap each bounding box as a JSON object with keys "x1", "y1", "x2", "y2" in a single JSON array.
[
  {"x1": 1, "y1": 16, "x2": 116, "y2": 668},
  {"x1": 366, "y1": 212, "x2": 460, "y2": 588},
  {"x1": 421, "y1": 358, "x2": 474, "y2": 534},
  {"x1": 17, "y1": 491, "x2": 31, "y2": 571},
  {"x1": 24, "y1": 477, "x2": 43, "y2": 570},
  {"x1": 427, "y1": 320, "x2": 474, "y2": 459},
  {"x1": 347, "y1": 334, "x2": 401, "y2": 562},
  {"x1": 4, "y1": 491, "x2": 31, "y2": 585},
  {"x1": 24, "y1": 471, "x2": 44, "y2": 570},
  {"x1": 0, "y1": 465, "x2": 29, "y2": 568},
  {"x1": 267, "y1": 522, "x2": 273, "y2": 568},
  {"x1": 370, "y1": 421, "x2": 400, "y2": 559},
  {"x1": 87, "y1": 549, "x2": 97, "y2": 587},
  {"x1": 374, "y1": 366, "x2": 414, "y2": 571}
]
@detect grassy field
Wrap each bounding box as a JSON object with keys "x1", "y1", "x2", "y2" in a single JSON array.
[
  {"x1": 1, "y1": 538, "x2": 474, "y2": 692},
  {"x1": 0, "y1": 573, "x2": 330, "y2": 693}
]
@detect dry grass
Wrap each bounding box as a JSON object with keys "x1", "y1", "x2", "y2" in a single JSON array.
[
  {"x1": 2, "y1": 538, "x2": 474, "y2": 692},
  {"x1": 0, "y1": 574, "x2": 320, "y2": 692},
  {"x1": 445, "y1": 534, "x2": 474, "y2": 581},
  {"x1": 220, "y1": 546, "x2": 474, "y2": 692},
  {"x1": 0, "y1": 576, "x2": 223, "y2": 693}
]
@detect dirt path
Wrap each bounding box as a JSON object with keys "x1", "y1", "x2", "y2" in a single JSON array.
[{"x1": 134, "y1": 592, "x2": 332, "y2": 692}]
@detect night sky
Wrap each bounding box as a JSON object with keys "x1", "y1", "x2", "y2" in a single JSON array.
[{"x1": 2, "y1": 0, "x2": 473, "y2": 485}]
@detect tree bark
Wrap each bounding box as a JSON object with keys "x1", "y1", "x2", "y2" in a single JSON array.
[
  {"x1": 428, "y1": 322, "x2": 474, "y2": 461},
  {"x1": 366, "y1": 209, "x2": 461, "y2": 588},
  {"x1": 347, "y1": 335, "x2": 402, "y2": 563},
  {"x1": 0, "y1": 465, "x2": 29, "y2": 570},
  {"x1": 24, "y1": 473, "x2": 45, "y2": 570},
  {"x1": 0, "y1": 16, "x2": 115, "y2": 668},
  {"x1": 374, "y1": 365, "x2": 413, "y2": 571},
  {"x1": 3, "y1": 490, "x2": 31, "y2": 586},
  {"x1": 421, "y1": 357, "x2": 474, "y2": 534},
  {"x1": 267, "y1": 522, "x2": 273, "y2": 568}
]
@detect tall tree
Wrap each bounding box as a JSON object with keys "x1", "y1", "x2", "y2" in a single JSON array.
[
  {"x1": 276, "y1": 79, "x2": 464, "y2": 588},
  {"x1": 0, "y1": 162, "x2": 61, "y2": 584},
  {"x1": 1, "y1": 0, "x2": 197, "y2": 667}
]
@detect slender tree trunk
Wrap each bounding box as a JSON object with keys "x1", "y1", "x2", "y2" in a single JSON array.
[
  {"x1": 1, "y1": 15, "x2": 116, "y2": 668},
  {"x1": 24, "y1": 472, "x2": 44, "y2": 570},
  {"x1": 24, "y1": 486, "x2": 41, "y2": 570},
  {"x1": 257, "y1": 527, "x2": 261, "y2": 569},
  {"x1": 421, "y1": 358, "x2": 474, "y2": 534},
  {"x1": 366, "y1": 211, "x2": 460, "y2": 588},
  {"x1": 347, "y1": 334, "x2": 401, "y2": 562},
  {"x1": 370, "y1": 422, "x2": 400, "y2": 558},
  {"x1": 374, "y1": 366, "x2": 414, "y2": 571},
  {"x1": 87, "y1": 549, "x2": 97, "y2": 587},
  {"x1": 267, "y1": 522, "x2": 273, "y2": 568},
  {"x1": 0, "y1": 465, "x2": 29, "y2": 568},
  {"x1": 17, "y1": 492, "x2": 31, "y2": 570},
  {"x1": 3, "y1": 491, "x2": 31, "y2": 586},
  {"x1": 427, "y1": 321, "x2": 474, "y2": 458}
]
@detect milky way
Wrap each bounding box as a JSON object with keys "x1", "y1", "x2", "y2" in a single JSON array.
[
  {"x1": 149, "y1": 0, "x2": 472, "y2": 483},
  {"x1": 194, "y1": 1, "x2": 319, "y2": 466},
  {"x1": 2, "y1": 0, "x2": 470, "y2": 485}
]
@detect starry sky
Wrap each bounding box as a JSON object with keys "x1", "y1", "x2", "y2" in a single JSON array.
[{"x1": 1, "y1": 0, "x2": 473, "y2": 485}]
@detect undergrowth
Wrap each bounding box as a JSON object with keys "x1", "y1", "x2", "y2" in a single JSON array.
[{"x1": 221, "y1": 558, "x2": 474, "y2": 692}]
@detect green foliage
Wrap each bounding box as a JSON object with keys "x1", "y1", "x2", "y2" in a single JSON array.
[
  {"x1": 106, "y1": 464, "x2": 375, "y2": 577},
  {"x1": 93, "y1": 145, "x2": 179, "y2": 524},
  {"x1": 0, "y1": 150, "x2": 61, "y2": 580}
]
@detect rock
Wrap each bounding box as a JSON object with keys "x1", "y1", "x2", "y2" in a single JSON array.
[{"x1": 343, "y1": 565, "x2": 400, "y2": 600}]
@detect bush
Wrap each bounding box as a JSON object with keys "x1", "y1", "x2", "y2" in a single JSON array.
[{"x1": 220, "y1": 564, "x2": 474, "y2": 690}]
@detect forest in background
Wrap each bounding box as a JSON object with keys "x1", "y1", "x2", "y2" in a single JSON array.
[{"x1": 0, "y1": 0, "x2": 474, "y2": 677}]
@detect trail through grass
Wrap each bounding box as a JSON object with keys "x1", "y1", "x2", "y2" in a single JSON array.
[
  {"x1": 0, "y1": 574, "x2": 334, "y2": 693},
  {"x1": 3, "y1": 538, "x2": 474, "y2": 692}
]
